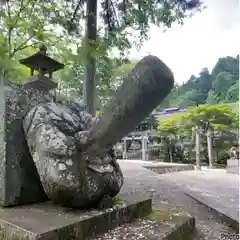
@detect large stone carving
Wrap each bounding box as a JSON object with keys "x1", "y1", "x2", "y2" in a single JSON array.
[
  {"x1": 23, "y1": 101, "x2": 124, "y2": 208},
  {"x1": 1, "y1": 55, "x2": 174, "y2": 209}
]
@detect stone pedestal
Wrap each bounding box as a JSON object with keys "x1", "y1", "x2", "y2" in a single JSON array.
[
  {"x1": 226, "y1": 159, "x2": 239, "y2": 174},
  {"x1": 0, "y1": 83, "x2": 52, "y2": 207},
  {"x1": 0, "y1": 198, "x2": 152, "y2": 240}
]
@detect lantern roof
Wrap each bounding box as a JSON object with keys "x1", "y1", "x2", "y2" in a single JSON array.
[{"x1": 19, "y1": 45, "x2": 64, "y2": 73}]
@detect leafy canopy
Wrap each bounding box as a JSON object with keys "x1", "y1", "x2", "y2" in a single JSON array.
[{"x1": 158, "y1": 104, "x2": 239, "y2": 137}]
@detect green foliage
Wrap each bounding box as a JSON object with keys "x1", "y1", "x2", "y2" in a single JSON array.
[
  {"x1": 0, "y1": 0, "x2": 202, "y2": 97},
  {"x1": 212, "y1": 72, "x2": 236, "y2": 100},
  {"x1": 224, "y1": 83, "x2": 239, "y2": 103},
  {"x1": 157, "y1": 104, "x2": 239, "y2": 164},
  {"x1": 187, "y1": 104, "x2": 238, "y2": 130},
  {"x1": 205, "y1": 90, "x2": 219, "y2": 105},
  {"x1": 0, "y1": 0, "x2": 78, "y2": 83},
  {"x1": 158, "y1": 104, "x2": 239, "y2": 137},
  {"x1": 214, "y1": 130, "x2": 237, "y2": 165},
  {"x1": 159, "y1": 56, "x2": 239, "y2": 109},
  {"x1": 157, "y1": 117, "x2": 182, "y2": 136}
]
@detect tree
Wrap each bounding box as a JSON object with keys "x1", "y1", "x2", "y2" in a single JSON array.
[
  {"x1": 196, "y1": 68, "x2": 212, "y2": 98},
  {"x1": 224, "y1": 83, "x2": 239, "y2": 103},
  {"x1": 0, "y1": 0, "x2": 203, "y2": 114},
  {"x1": 83, "y1": 0, "x2": 98, "y2": 114},
  {"x1": 74, "y1": 0, "x2": 203, "y2": 114},
  {"x1": 0, "y1": 0, "x2": 79, "y2": 82},
  {"x1": 157, "y1": 117, "x2": 180, "y2": 136},
  {"x1": 211, "y1": 56, "x2": 239, "y2": 80},
  {"x1": 157, "y1": 55, "x2": 239, "y2": 109},
  {"x1": 205, "y1": 90, "x2": 219, "y2": 105},
  {"x1": 158, "y1": 104, "x2": 238, "y2": 137},
  {"x1": 157, "y1": 104, "x2": 239, "y2": 163},
  {"x1": 212, "y1": 72, "x2": 236, "y2": 100}
]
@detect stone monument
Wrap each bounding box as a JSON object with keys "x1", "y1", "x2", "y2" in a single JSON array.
[
  {"x1": 227, "y1": 143, "x2": 239, "y2": 174},
  {"x1": 0, "y1": 45, "x2": 65, "y2": 207},
  {"x1": 0, "y1": 53, "x2": 174, "y2": 209}
]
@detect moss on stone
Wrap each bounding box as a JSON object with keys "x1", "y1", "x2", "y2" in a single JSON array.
[
  {"x1": 111, "y1": 196, "x2": 123, "y2": 204},
  {"x1": 143, "y1": 207, "x2": 195, "y2": 240},
  {"x1": 97, "y1": 195, "x2": 124, "y2": 210},
  {"x1": 135, "y1": 199, "x2": 152, "y2": 218},
  {"x1": 55, "y1": 228, "x2": 76, "y2": 240},
  {"x1": 0, "y1": 231, "x2": 24, "y2": 240},
  {"x1": 146, "y1": 207, "x2": 181, "y2": 222}
]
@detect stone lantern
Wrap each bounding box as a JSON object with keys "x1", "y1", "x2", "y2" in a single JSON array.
[{"x1": 19, "y1": 44, "x2": 64, "y2": 91}]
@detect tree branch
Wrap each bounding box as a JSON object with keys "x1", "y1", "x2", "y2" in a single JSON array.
[
  {"x1": 12, "y1": 42, "x2": 39, "y2": 56},
  {"x1": 109, "y1": 0, "x2": 119, "y2": 27},
  {"x1": 11, "y1": 35, "x2": 36, "y2": 57},
  {"x1": 15, "y1": 0, "x2": 24, "y2": 20},
  {"x1": 6, "y1": 0, "x2": 11, "y2": 18},
  {"x1": 70, "y1": 0, "x2": 86, "y2": 23},
  {"x1": 27, "y1": 0, "x2": 39, "y2": 19},
  {"x1": 6, "y1": 0, "x2": 12, "y2": 58},
  {"x1": 14, "y1": 0, "x2": 33, "y2": 26}
]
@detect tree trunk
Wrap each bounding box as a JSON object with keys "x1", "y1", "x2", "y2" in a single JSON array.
[{"x1": 83, "y1": 0, "x2": 97, "y2": 115}]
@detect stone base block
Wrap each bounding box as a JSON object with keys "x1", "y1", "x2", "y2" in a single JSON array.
[
  {"x1": 227, "y1": 159, "x2": 239, "y2": 175},
  {"x1": 144, "y1": 164, "x2": 194, "y2": 174},
  {"x1": 0, "y1": 198, "x2": 152, "y2": 240},
  {"x1": 94, "y1": 205, "x2": 196, "y2": 240}
]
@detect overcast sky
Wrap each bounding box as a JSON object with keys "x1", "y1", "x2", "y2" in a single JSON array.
[{"x1": 129, "y1": 0, "x2": 240, "y2": 84}]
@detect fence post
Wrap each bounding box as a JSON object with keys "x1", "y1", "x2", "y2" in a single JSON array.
[
  {"x1": 207, "y1": 129, "x2": 213, "y2": 168},
  {"x1": 195, "y1": 125, "x2": 201, "y2": 170}
]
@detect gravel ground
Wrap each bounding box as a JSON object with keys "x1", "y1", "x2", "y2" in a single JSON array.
[
  {"x1": 94, "y1": 219, "x2": 161, "y2": 240},
  {"x1": 113, "y1": 161, "x2": 238, "y2": 240}
]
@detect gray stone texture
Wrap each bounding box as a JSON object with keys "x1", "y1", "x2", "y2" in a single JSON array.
[
  {"x1": 0, "y1": 55, "x2": 174, "y2": 209},
  {"x1": 21, "y1": 55, "x2": 174, "y2": 208},
  {"x1": 0, "y1": 83, "x2": 123, "y2": 209},
  {"x1": 118, "y1": 161, "x2": 238, "y2": 239},
  {"x1": 85, "y1": 55, "x2": 174, "y2": 160},
  {"x1": 23, "y1": 101, "x2": 124, "y2": 208},
  {"x1": 0, "y1": 83, "x2": 51, "y2": 206},
  {"x1": 0, "y1": 198, "x2": 152, "y2": 240},
  {"x1": 227, "y1": 159, "x2": 239, "y2": 174},
  {"x1": 162, "y1": 169, "x2": 239, "y2": 224}
]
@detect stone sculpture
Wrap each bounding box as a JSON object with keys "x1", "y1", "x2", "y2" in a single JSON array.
[
  {"x1": 23, "y1": 101, "x2": 124, "y2": 208},
  {"x1": 230, "y1": 143, "x2": 239, "y2": 160},
  {"x1": 0, "y1": 55, "x2": 174, "y2": 209}
]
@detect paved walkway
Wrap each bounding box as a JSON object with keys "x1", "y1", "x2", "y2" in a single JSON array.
[
  {"x1": 120, "y1": 159, "x2": 191, "y2": 166},
  {"x1": 118, "y1": 161, "x2": 238, "y2": 240},
  {"x1": 161, "y1": 169, "x2": 239, "y2": 223}
]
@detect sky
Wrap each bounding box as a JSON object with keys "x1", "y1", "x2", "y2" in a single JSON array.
[{"x1": 129, "y1": 0, "x2": 240, "y2": 84}]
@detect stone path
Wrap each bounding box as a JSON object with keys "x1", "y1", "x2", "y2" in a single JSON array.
[
  {"x1": 161, "y1": 169, "x2": 239, "y2": 223},
  {"x1": 117, "y1": 161, "x2": 238, "y2": 240}
]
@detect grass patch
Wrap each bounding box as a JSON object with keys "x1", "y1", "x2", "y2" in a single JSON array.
[
  {"x1": 143, "y1": 207, "x2": 195, "y2": 240},
  {"x1": 144, "y1": 206, "x2": 190, "y2": 222},
  {"x1": 111, "y1": 196, "x2": 123, "y2": 204},
  {"x1": 97, "y1": 195, "x2": 125, "y2": 210},
  {"x1": 0, "y1": 231, "x2": 24, "y2": 240}
]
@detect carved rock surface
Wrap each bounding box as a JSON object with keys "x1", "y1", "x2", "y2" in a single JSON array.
[
  {"x1": 1, "y1": 55, "x2": 174, "y2": 209},
  {"x1": 23, "y1": 101, "x2": 124, "y2": 208}
]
